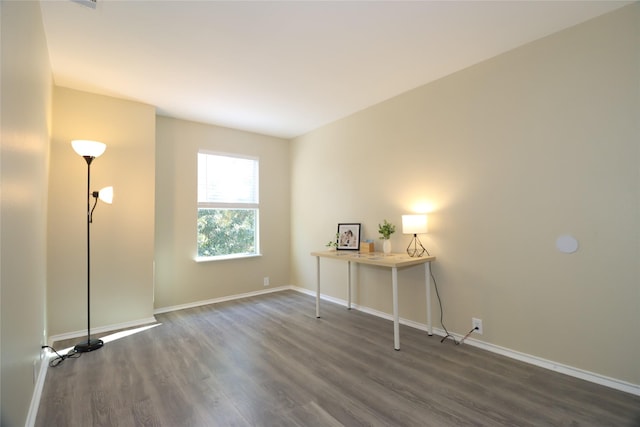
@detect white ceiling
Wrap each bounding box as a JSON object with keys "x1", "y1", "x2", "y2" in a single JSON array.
[{"x1": 40, "y1": 0, "x2": 632, "y2": 139}]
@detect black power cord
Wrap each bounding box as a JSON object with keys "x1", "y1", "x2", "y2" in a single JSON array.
[
  {"x1": 421, "y1": 247, "x2": 454, "y2": 343},
  {"x1": 41, "y1": 345, "x2": 81, "y2": 367},
  {"x1": 431, "y1": 266, "x2": 479, "y2": 345},
  {"x1": 459, "y1": 326, "x2": 480, "y2": 344},
  {"x1": 422, "y1": 247, "x2": 459, "y2": 344},
  {"x1": 430, "y1": 270, "x2": 460, "y2": 345}
]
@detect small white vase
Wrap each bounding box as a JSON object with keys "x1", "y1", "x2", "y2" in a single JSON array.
[{"x1": 383, "y1": 239, "x2": 391, "y2": 255}]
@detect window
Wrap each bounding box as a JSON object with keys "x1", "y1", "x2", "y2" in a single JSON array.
[{"x1": 197, "y1": 152, "x2": 259, "y2": 259}]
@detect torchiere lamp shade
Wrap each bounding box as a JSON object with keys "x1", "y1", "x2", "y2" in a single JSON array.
[{"x1": 71, "y1": 140, "x2": 106, "y2": 158}]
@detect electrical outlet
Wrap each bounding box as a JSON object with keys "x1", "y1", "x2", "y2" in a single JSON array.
[
  {"x1": 263, "y1": 277, "x2": 270, "y2": 287},
  {"x1": 472, "y1": 318, "x2": 483, "y2": 335}
]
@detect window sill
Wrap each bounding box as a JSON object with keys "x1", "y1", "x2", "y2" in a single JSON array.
[{"x1": 195, "y1": 253, "x2": 262, "y2": 263}]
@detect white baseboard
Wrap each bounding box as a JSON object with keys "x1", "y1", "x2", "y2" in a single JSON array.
[
  {"x1": 49, "y1": 286, "x2": 294, "y2": 345},
  {"x1": 153, "y1": 285, "x2": 293, "y2": 314},
  {"x1": 455, "y1": 333, "x2": 640, "y2": 397},
  {"x1": 290, "y1": 286, "x2": 640, "y2": 397},
  {"x1": 25, "y1": 348, "x2": 49, "y2": 427},
  {"x1": 48, "y1": 316, "x2": 158, "y2": 346}
]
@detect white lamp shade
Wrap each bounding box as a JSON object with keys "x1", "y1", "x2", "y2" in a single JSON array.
[
  {"x1": 98, "y1": 186, "x2": 114, "y2": 204},
  {"x1": 71, "y1": 140, "x2": 106, "y2": 158},
  {"x1": 402, "y1": 214, "x2": 428, "y2": 234}
]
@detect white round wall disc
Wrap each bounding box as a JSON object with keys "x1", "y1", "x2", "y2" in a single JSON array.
[{"x1": 556, "y1": 235, "x2": 578, "y2": 254}]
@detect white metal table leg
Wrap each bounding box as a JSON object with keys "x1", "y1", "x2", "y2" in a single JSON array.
[
  {"x1": 347, "y1": 261, "x2": 352, "y2": 310},
  {"x1": 392, "y1": 266, "x2": 400, "y2": 350},
  {"x1": 316, "y1": 256, "x2": 320, "y2": 318},
  {"x1": 425, "y1": 261, "x2": 433, "y2": 336}
]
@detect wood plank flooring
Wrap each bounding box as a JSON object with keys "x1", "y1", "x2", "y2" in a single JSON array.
[{"x1": 36, "y1": 290, "x2": 640, "y2": 426}]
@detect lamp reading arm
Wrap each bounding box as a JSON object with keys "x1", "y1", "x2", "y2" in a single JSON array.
[{"x1": 89, "y1": 186, "x2": 114, "y2": 223}]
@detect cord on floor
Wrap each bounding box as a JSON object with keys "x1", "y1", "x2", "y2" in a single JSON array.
[{"x1": 41, "y1": 345, "x2": 81, "y2": 367}]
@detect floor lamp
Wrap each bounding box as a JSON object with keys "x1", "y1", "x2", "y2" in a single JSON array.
[{"x1": 71, "y1": 140, "x2": 113, "y2": 353}]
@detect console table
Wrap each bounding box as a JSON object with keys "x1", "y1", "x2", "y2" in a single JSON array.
[{"x1": 311, "y1": 250, "x2": 436, "y2": 350}]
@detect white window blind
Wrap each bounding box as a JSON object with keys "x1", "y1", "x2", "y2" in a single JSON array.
[{"x1": 198, "y1": 153, "x2": 258, "y2": 205}]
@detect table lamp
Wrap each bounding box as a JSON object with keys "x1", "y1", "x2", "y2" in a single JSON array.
[{"x1": 402, "y1": 214, "x2": 428, "y2": 257}]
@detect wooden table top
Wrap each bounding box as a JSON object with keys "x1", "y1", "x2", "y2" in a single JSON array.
[{"x1": 311, "y1": 250, "x2": 435, "y2": 268}]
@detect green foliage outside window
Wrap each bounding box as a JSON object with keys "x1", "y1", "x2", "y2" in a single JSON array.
[{"x1": 197, "y1": 208, "x2": 256, "y2": 257}]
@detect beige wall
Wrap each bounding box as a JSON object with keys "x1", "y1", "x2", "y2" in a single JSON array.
[
  {"x1": 0, "y1": 1, "x2": 52, "y2": 425},
  {"x1": 155, "y1": 116, "x2": 290, "y2": 309},
  {"x1": 47, "y1": 87, "x2": 156, "y2": 336},
  {"x1": 1, "y1": 7, "x2": 636, "y2": 427},
  {"x1": 291, "y1": 4, "x2": 640, "y2": 385}
]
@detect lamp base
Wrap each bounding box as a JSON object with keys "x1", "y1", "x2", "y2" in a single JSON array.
[
  {"x1": 406, "y1": 235, "x2": 427, "y2": 258},
  {"x1": 74, "y1": 338, "x2": 104, "y2": 353}
]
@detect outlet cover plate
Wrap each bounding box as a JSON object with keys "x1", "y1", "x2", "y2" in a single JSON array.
[{"x1": 472, "y1": 318, "x2": 483, "y2": 335}]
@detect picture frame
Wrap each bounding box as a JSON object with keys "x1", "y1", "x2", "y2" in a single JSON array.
[{"x1": 337, "y1": 223, "x2": 361, "y2": 251}]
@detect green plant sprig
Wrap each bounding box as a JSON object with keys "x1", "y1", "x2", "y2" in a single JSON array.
[
  {"x1": 378, "y1": 219, "x2": 396, "y2": 240},
  {"x1": 326, "y1": 232, "x2": 339, "y2": 248}
]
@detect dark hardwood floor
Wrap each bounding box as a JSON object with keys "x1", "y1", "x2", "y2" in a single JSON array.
[{"x1": 36, "y1": 290, "x2": 640, "y2": 426}]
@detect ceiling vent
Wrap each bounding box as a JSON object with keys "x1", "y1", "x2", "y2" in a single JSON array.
[{"x1": 71, "y1": 0, "x2": 97, "y2": 9}]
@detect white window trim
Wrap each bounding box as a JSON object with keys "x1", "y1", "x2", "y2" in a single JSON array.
[
  {"x1": 195, "y1": 253, "x2": 262, "y2": 263},
  {"x1": 196, "y1": 151, "x2": 260, "y2": 261}
]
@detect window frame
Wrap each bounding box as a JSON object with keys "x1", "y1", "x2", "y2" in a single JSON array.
[{"x1": 196, "y1": 150, "x2": 260, "y2": 262}]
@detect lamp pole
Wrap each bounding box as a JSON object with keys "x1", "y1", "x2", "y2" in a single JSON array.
[
  {"x1": 71, "y1": 140, "x2": 107, "y2": 353},
  {"x1": 74, "y1": 155, "x2": 103, "y2": 353}
]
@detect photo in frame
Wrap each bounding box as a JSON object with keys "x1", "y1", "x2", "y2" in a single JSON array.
[{"x1": 337, "y1": 223, "x2": 361, "y2": 251}]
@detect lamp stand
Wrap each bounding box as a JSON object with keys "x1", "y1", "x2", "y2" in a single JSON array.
[
  {"x1": 406, "y1": 234, "x2": 427, "y2": 258},
  {"x1": 74, "y1": 155, "x2": 103, "y2": 353}
]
